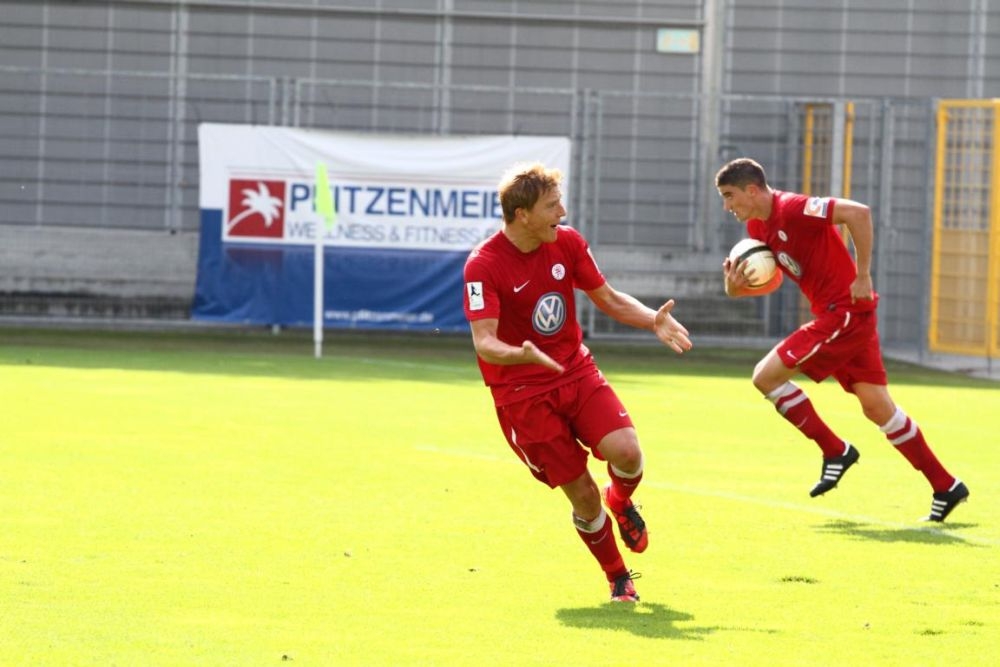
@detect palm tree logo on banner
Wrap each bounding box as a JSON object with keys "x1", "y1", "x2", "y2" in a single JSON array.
[{"x1": 225, "y1": 179, "x2": 286, "y2": 239}]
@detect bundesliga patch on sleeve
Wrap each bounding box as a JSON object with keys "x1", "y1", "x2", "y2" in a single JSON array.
[
  {"x1": 466, "y1": 282, "x2": 484, "y2": 310},
  {"x1": 803, "y1": 196, "x2": 831, "y2": 218}
]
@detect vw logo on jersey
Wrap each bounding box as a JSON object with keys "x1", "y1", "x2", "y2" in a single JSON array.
[
  {"x1": 533, "y1": 292, "x2": 566, "y2": 335},
  {"x1": 777, "y1": 251, "x2": 801, "y2": 278}
]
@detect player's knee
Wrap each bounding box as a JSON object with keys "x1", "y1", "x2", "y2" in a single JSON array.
[
  {"x1": 612, "y1": 446, "x2": 643, "y2": 473},
  {"x1": 599, "y1": 426, "x2": 636, "y2": 448},
  {"x1": 751, "y1": 369, "x2": 777, "y2": 395},
  {"x1": 861, "y1": 401, "x2": 894, "y2": 425},
  {"x1": 751, "y1": 351, "x2": 788, "y2": 395},
  {"x1": 600, "y1": 428, "x2": 641, "y2": 468},
  {"x1": 855, "y1": 386, "x2": 895, "y2": 424}
]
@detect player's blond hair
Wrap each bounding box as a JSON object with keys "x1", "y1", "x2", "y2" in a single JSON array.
[{"x1": 498, "y1": 162, "x2": 563, "y2": 223}]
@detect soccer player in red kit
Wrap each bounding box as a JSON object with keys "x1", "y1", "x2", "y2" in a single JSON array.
[
  {"x1": 716, "y1": 157, "x2": 969, "y2": 521},
  {"x1": 463, "y1": 162, "x2": 692, "y2": 602}
]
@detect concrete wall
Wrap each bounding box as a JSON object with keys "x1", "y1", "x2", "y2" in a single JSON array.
[{"x1": 0, "y1": 223, "x2": 198, "y2": 318}]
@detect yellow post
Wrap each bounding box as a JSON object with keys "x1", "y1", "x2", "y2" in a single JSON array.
[
  {"x1": 803, "y1": 104, "x2": 815, "y2": 195},
  {"x1": 988, "y1": 101, "x2": 1000, "y2": 356},
  {"x1": 839, "y1": 102, "x2": 855, "y2": 246},
  {"x1": 928, "y1": 102, "x2": 949, "y2": 350},
  {"x1": 842, "y1": 102, "x2": 854, "y2": 199}
]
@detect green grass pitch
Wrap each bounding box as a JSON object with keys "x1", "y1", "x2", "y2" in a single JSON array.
[{"x1": 1, "y1": 327, "x2": 997, "y2": 665}]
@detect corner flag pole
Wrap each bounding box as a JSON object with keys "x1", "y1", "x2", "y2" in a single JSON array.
[{"x1": 314, "y1": 162, "x2": 337, "y2": 359}]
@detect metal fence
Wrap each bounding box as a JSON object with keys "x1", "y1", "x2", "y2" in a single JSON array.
[{"x1": 1, "y1": 64, "x2": 944, "y2": 358}]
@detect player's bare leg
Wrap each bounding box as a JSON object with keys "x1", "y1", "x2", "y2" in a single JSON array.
[
  {"x1": 853, "y1": 382, "x2": 969, "y2": 520},
  {"x1": 561, "y1": 472, "x2": 638, "y2": 601},
  {"x1": 754, "y1": 349, "x2": 859, "y2": 495},
  {"x1": 597, "y1": 428, "x2": 648, "y2": 553}
]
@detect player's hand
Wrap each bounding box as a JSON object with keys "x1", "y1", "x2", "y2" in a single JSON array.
[
  {"x1": 723, "y1": 256, "x2": 752, "y2": 292},
  {"x1": 522, "y1": 341, "x2": 565, "y2": 373},
  {"x1": 653, "y1": 299, "x2": 693, "y2": 354},
  {"x1": 850, "y1": 273, "x2": 874, "y2": 303}
]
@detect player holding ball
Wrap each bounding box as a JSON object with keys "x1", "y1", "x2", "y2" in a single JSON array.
[{"x1": 716, "y1": 157, "x2": 969, "y2": 522}]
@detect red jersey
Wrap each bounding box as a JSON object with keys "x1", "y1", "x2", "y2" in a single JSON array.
[
  {"x1": 748, "y1": 190, "x2": 877, "y2": 316},
  {"x1": 463, "y1": 225, "x2": 606, "y2": 405}
]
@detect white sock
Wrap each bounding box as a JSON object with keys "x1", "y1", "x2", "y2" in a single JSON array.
[
  {"x1": 573, "y1": 509, "x2": 607, "y2": 533},
  {"x1": 879, "y1": 407, "x2": 907, "y2": 434},
  {"x1": 765, "y1": 381, "x2": 799, "y2": 402},
  {"x1": 610, "y1": 453, "x2": 644, "y2": 480}
]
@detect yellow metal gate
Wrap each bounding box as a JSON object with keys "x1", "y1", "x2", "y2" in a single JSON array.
[
  {"x1": 799, "y1": 102, "x2": 856, "y2": 325},
  {"x1": 931, "y1": 100, "x2": 1000, "y2": 356}
]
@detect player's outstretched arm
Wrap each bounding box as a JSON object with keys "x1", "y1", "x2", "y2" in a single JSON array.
[
  {"x1": 469, "y1": 318, "x2": 565, "y2": 373},
  {"x1": 723, "y1": 256, "x2": 783, "y2": 297},
  {"x1": 586, "y1": 284, "x2": 692, "y2": 354}
]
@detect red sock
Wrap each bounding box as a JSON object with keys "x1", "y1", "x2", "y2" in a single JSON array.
[
  {"x1": 574, "y1": 511, "x2": 626, "y2": 581},
  {"x1": 767, "y1": 382, "x2": 844, "y2": 458},
  {"x1": 881, "y1": 409, "x2": 955, "y2": 492},
  {"x1": 606, "y1": 463, "x2": 643, "y2": 506}
]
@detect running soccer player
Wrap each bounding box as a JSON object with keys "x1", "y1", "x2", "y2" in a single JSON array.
[
  {"x1": 716, "y1": 157, "x2": 969, "y2": 521},
  {"x1": 463, "y1": 162, "x2": 692, "y2": 602}
]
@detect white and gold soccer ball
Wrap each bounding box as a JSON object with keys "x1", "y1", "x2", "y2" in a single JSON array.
[{"x1": 728, "y1": 238, "x2": 777, "y2": 288}]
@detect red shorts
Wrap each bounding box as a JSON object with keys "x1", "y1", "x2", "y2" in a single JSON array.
[
  {"x1": 778, "y1": 309, "x2": 887, "y2": 392},
  {"x1": 494, "y1": 369, "x2": 633, "y2": 488}
]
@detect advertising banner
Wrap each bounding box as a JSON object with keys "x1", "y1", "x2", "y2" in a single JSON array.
[{"x1": 192, "y1": 123, "x2": 571, "y2": 331}]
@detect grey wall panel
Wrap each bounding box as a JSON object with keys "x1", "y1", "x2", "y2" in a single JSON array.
[
  {"x1": 0, "y1": 0, "x2": 995, "y2": 356},
  {"x1": 726, "y1": 0, "x2": 995, "y2": 98}
]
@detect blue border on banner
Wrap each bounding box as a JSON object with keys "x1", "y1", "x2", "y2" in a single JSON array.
[{"x1": 191, "y1": 210, "x2": 471, "y2": 332}]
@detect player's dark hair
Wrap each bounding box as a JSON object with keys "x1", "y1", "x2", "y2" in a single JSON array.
[
  {"x1": 715, "y1": 157, "x2": 768, "y2": 190},
  {"x1": 498, "y1": 163, "x2": 563, "y2": 223}
]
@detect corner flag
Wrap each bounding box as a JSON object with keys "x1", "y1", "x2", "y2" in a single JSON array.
[{"x1": 315, "y1": 162, "x2": 336, "y2": 229}]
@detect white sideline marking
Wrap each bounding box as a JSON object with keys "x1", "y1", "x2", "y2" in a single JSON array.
[
  {"x1": 335, "y1": 356, "x2": 472, "y2": 375},
  {"x1": 416, "y1": 444, "x2": 998, "y2": 547},
  {"x1": 415, "y1": 443, "x2": 515, "y2": 464}
]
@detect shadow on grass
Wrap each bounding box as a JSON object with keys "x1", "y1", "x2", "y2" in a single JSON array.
[
  {"x1": 556, "y1": 602, "x2": 778, "y2": 640},
  {"x1": 556, "y1": 602, "x2": 707, "y2": 640},
  {"x1": 815, "y1": 519, "x2": 980, "y2": 546}
]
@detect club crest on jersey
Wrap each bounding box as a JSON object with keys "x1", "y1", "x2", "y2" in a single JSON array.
[
  {"x1": 533, "y1": 292, "x2": 566, "y2": 335},
  {"x1": 777, "y1": 251, "x2": 801, "y2": 278},
  {"x1": 804, "y1": 197, "x2": 830, "y2": 218},
  {"x1": 551, "y1": 263, "x2": 566, "y2": 280}
]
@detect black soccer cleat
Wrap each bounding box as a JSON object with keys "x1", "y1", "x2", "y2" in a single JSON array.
[
  {"x1": 809, "y1": 443, "x2": 860, "y2": 497},
  {"x1": 924, "y1": 481, "x2": 970, "y2": 522},
  {"x1": 609, "y1": 570, "x2": 641, "y2": 603},
  {"x1": 602, "y1": 484, "x2": 648, "y2": 553}
]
